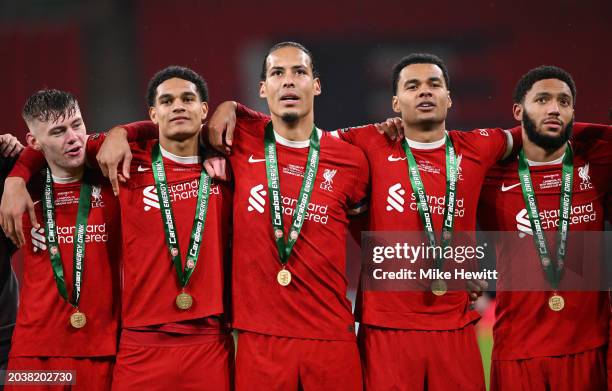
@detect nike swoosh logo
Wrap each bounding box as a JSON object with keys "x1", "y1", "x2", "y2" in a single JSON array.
[
  {"x1": 387, "y1": 155, "x2": 407, "y2": 162},
  {"x1": 137, "y1": 165, "x2": 150, "y2": 172},
  {"x1": 501, "y1": 183, "x2": 521, "y2": 192},
  {"x1": 248, "y1": 155, "x2": 266, "y2": 163}
]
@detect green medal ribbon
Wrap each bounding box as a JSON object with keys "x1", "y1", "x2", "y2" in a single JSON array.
[
  {"x1": 151, "y1": 143, "x2": 211, "y2": 288},
  {"x1": 517, "y1": 146, "x2": 573, "y2": 290},
  {"x1": 264, "y1": 122, "x2": 320, "y2": 267},
  {"x1": 401, "y1": 135, "x2": 458, "y2": 271},
  {"x1": 42, "y1": 168, "x2": 92, "y2": 308}
]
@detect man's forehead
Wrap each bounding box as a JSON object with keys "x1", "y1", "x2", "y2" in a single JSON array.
[
  {"x1": 528, "y1": 78, "x2": 572, "y2": 96},
  {"x1": 156, "y1": 77, "x2": 198, "y2": 95},
  {"x1": 267, "y1": 47, "x2": 311, "y2": 68},
  {"x1": 43, "y1": 109, "x2": 82, "y2": 126},
  {"x1": 400, "y1": 63, "x2": 444, "y2": 80}
]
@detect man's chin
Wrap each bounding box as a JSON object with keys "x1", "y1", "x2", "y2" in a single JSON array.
[
  {"x1": 161, "y1": 126, "x2": 200, "y2": 141},
  {"x1": 280, "y1": 111, "x2": 300, "y2": 123}
]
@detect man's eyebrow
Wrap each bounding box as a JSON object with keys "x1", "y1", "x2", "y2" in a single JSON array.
[
  {"x1": 49, "y1": 125, "x2": 67, "y2": 133},
  {"x1": 158, "y1": 93, "x2": 174, "y2": 101}
]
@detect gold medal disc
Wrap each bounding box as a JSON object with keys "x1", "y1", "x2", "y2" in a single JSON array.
[
  {"x1": 277, "y1": 269, "x2": 292, "y2": 286},
  {"x1": 431, "y1": 279, "x2": 447, "y2": 296},
  {"x1": 176, "y1": 292, "x2": 193, "y2": 310},
  {"x1": 548, "y1": 294, "x2": 564, "y2": 311},
  {"x1": 70, "y1": 311, "x2": 87, "y2": 329}
]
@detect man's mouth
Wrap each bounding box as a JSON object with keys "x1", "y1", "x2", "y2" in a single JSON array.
[
  {"x1": 416, "y1": 101, "x2": 436, "y2": 110},
  {"x1": 280, "y1": 93, "x2": 300, "y2": 102},
  {"x1": 542, "y1": 119, "x2": 563, "y2": 130},
  {"x1": 65, "y1": 146, "x2": 82, "y2": 157}
]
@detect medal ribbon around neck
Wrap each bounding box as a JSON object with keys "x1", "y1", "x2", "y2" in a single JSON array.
[
  {"x1": 264, "y1": 121, "x2": 320, "y2": 268},
  {"x1": 517, "y1": 146, "x2": 573, "y2": 291},
  {"x1": 151, "y1": 143, "x2": 211, "y2": 289},
  {"x1": 42, "y1": 168, "x2": 92, "y2": 309},
  {"x1": 401, "y1": 135, "x2": 458, "y2": 273}
]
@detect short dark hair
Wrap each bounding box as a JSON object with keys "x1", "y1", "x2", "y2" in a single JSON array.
[
  {"x1": 392, "y1": 53, "x2": 450, "y2": 95},
  {"x1": 260, "y1": 41, "x2": 318, "y2": 81},
  {"x1": 513, "y1": 65, "x2": 576, "y2": 105},
  {"x1": 146, "y1": 65, "x2": 209, "y2": 107},
  {"x1": 22, "y1": 89, "x2": 79, "y2": 124}
]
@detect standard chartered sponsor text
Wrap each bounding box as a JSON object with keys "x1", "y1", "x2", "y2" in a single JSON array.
[
  {"x1": 282, "y1": 195, "x2": 329, "y2": 224},
  {"x1": 55, "y1": 224, "x2": 108, "y2": 243}
]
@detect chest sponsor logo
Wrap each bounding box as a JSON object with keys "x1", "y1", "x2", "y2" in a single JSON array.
[
  {"x1": 137, "y1": 165, "x2": 150, "y2": 172},
  {"x1": 31, "y1": 224, "x2": 109, "y2": 252},
  {"x1": 386, "y1": 183, "x2": 406, "y2": 212},
  {"x1": 246, "y1": 184, "x2": 330, "y2": 224},
  {"x1": 247, "y1": 184, "x2": 267, "y2": 213},
  {"x1": 320, "y1": 169, "x2": 337, "y2": 192},
  {"x1": 515, "y1": 203, "x2": 597, "y2": 237},
  {"x1": 384, "y1": 183, "x2": 465, "y2": 216},
  {"x1": 142, "y1": 180, "x2": 219, "y2": 211}
]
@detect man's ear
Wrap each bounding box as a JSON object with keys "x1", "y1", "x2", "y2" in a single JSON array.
[
  {"x1": 149, "y1": 106, "x2": 158, "y2": 124},
  {"x1": 313, "y1": 78, "x2": 321, "y2": 96},
  {"x1": 201, "y1": 102, "x2": 209, "y2": 121},
  {"x1": 513, "y1": 103, "x2": 523, "y2": 121},
  {"x1": 392, "y1": 96, "x2": 401, "y2": 114},
  {"x1": 26, "y1": 132, "x2": 41, "y2": 150}
]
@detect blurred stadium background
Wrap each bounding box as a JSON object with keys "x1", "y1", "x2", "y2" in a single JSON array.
[{"x1": 2, "y1": 0, "x2": 610, "y2": 388}]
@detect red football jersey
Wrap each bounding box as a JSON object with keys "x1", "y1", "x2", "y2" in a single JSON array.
[
  {"x1": 85, "y1": 137, "x2": 232, "y2": 329},
  {"x1": 479, "y1": 123, "x2": 612, "y2": 360},
  {"x1": 337, "y1": 124, "x2": 510, "y2": 330},
  {"x1": 228, "y1": 116, "x2": 369, "y2": 341},
  {"x1": 11, "y1": 174, "x2": 121, "y2": 357}
]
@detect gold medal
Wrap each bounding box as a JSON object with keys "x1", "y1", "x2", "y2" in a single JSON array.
[
  {"x1": 277, "y1": 269, "x2": 292, "y2": 286},
  {"x1": 548, "y1": 294, "x2": 564, "y2": 311},
  {"x1": 431, "y1": 279, "x2": 447, "y2": 296},
  {"x1": 70, "y1": 311, "x2": 87, "y2": 329},
  {"x1": 176, "y1": 292, "x2": 193, "y2": 310}
]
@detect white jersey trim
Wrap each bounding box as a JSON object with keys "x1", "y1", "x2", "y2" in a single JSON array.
[
  {"x1": 526, "y1": 153, "x2": 565, "y2": 166},
  {"x1": 405, "y1": 133, "x2": 446, "y2": 150},
  {"x1": 160, "y1": 145, "x2": 201, "y2": 164},
  {"x1": 274, "y1": 128, "x2": 324, "y2": 149},
  {"x1": 52, "y1": 172, "x2": 83, "y2": 183}
]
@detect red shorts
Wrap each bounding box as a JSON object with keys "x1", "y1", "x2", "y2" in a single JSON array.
[
  {"x1": 490, "y1": 346, "x2": 606, "y2": 391},
  {"x1": 235, "y1": 331, "x2": 361, "y2": 391},
  {"x1": 358, "y1": 324, "x2": 485, "y2": 391},
  {"x1": 111, "y1": 330, "x2": 234, "y2": 391},
  {"x1": 5, "y1": 356, "x2": 113, "y2": 391}
]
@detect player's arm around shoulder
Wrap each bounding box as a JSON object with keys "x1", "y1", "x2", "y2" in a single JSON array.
[
  {"x1": 454, "y1": 127, "x2": 516, "y2": 167},
  {"x1": 341, "y1": 140, "x2": 370, "y2": 216},
  {"x1": 330, "y1": 119, "x2": 401, "y2": 153}
]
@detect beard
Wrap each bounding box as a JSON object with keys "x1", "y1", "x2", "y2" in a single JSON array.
[
  {"x1": 523, "y1": 110, "x2": 573, "y2": 151},
  {"x1": 281, "y1": 112, "x2": 299, "y2": 123}
]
